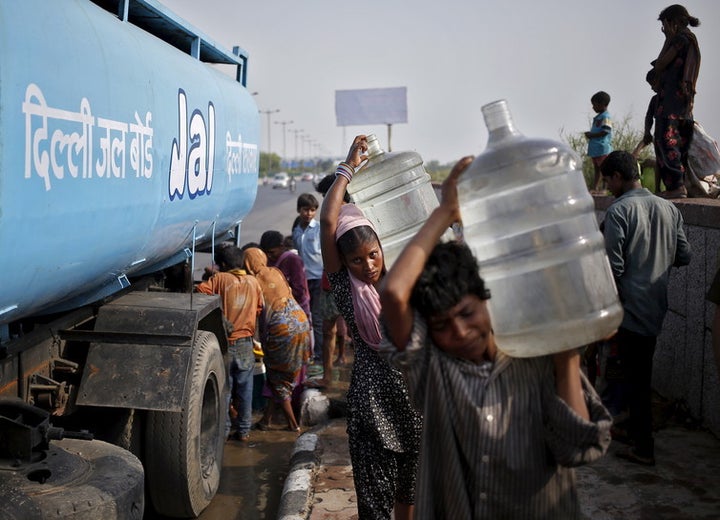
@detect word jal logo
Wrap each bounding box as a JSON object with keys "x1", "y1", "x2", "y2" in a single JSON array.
[{"x1": 169, "y1": 89, "x2": 215, "y2": 200}]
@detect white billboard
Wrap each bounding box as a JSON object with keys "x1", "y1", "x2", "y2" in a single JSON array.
[{"x1": 335, "y1": 87, "x2": 408, "y2": 126}]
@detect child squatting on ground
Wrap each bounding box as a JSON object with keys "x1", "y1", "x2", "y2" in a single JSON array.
[{"x1": 378, "y1": 157, "x2": 612, "y2": 519}]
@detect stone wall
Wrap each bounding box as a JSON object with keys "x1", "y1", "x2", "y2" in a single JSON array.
[{"x1": 594, "y1": 196, "x2": 720, "y2": 437}]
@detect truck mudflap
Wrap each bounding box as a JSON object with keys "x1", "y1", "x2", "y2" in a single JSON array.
[
  {"x1": 75, "y1": 292, "x2": 226, "y2": 412},
  {"x1": 70, "y1": 292, "x2": 227, "y2": 517}
]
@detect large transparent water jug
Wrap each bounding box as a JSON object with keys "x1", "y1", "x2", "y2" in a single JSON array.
[
  {"x1": 347, "y1": 134, "x2": 441, "y2": 267},
  {"x1": 457, "y1": 100, "x2": 623, "y2": 357}
]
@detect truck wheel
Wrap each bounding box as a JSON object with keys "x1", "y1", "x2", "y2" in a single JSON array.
[
  {"x1": 92, "y1": 407, "x2": 144, "y2": 458},
  {"x1": 110, "y1": 408, "x2": 144, "y2": 456},
  {"x1": 144, "y1": 331, "x2": 226, "y2": 518},
  {"x1": 0, "y1": 439, "x2": 144, "y2": 520}
]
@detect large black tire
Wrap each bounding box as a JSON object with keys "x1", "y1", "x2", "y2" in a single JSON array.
[
  {"x1": 144, "y1": 331, "x2": 226, "y2": 518},
  {"x1": 109, "y1": 408, "x2": 144, "y2": 456},
  {"x1": 86, "y1": 407, "x2": 144, "y2": 458},
  {"x1": 0, "y1": 439, "x2": 144, "y2": 519}
]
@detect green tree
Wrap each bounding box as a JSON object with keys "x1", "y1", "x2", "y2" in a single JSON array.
[
  {"x1": 424, "y1": 159, "x2": 453, "y2": 183},
  {"x1": 259, "y1": 152, "x2": 281, "y2": 179},
  {"x1": 316, "y1": 158, "x2": 335, "y2": 175}
]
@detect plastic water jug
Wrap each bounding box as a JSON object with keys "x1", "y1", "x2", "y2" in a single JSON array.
[
  {"x1": 347, "y1": 134, "x2": 441, "y2": 267},
  {"x1": 457, "y1": 100, "x2": 623, "y2": 357}
]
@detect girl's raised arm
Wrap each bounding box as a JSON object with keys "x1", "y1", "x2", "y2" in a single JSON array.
[{"x1": 320, "y1": 135, "x2": 368, "y2": 274}]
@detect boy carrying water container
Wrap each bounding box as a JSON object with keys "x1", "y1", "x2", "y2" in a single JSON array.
[{"x1": 378, "y1": 157, "x2": 612, "y2": 519}]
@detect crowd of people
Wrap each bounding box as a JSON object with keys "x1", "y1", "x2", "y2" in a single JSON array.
[
  {"x1": 192, "y1": 5, "x2": 717, "y2": 518},
  {"x1": 195, "y1": 167, "x2": 354, "y2": 432},
  {"x1": 581, "y1": 4, "x2": 708, "y2": 469},
  {"x1": 198, "y1": 135, "x2": 613, "y2": 518}
]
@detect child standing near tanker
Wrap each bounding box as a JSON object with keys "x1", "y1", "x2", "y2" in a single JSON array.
[
  {"x1": 308, "y1": 173, "x2": 352, "y2": 388},
  {"x1": 196, "y1": 245, "x2": 264, "y2": 442},
  {"x1": 585, "y1": 91, "x2": 613, "y2": 194},
  {"x1": 378, "y1": 157, "x2": 612, "y2": 518},
  {"x1": 292, "y1": 193, "x2": 324, "y2": 362}
]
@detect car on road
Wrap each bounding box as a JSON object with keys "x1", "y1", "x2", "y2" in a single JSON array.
[
  {"x1": 272, "y1": 172, "x2": 289, "y2": 189},
  {"x1": 301, "y1": 173, "x2": 315, "y2": 182}
]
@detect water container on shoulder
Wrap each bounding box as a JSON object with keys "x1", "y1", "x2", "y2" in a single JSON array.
[
  {"x1": 346, "y1": 134, "x2": 441, "y2": 267},
  {"x1": 457, "y1": 100, "x2": 623, "y2": 357}
]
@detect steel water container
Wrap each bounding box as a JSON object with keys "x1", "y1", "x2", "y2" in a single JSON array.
[
  {"x1": 457, "y1": 100, "x2": 623, "y2": 357},
  {"x1": 347, "y1": 134, "x2": 440, "y2": 267}
]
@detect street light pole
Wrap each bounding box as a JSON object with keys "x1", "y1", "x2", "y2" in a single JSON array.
[
  {"x1": 302, "y1": 135, "x2": 312, "y2": 172},
  {"x1": 259, "y1": 108, "x2": 279, "y2": 180},
  {"x1": 274, "y1": 120, "x2": 294, "y2": 171},
  {"x1": 292, "y1": 129, "x2": 303, "y2": 171}
]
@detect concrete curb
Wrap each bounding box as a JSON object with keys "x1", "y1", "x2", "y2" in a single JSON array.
[{"x1": 277, "y1": 431, "x2": 319, "y2": 520}]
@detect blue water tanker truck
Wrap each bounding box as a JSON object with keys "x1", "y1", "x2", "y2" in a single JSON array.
[{"x1": 0, "y1": 0, "x2": 260, "y2": 517}]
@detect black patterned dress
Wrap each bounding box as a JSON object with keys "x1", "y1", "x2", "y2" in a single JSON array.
[
  {"x1": 654, "y1": 29, "x2": 700, "y2": 191},
  {"x1": 328, "y1": 269, "x2": 422, "y2": 519}
]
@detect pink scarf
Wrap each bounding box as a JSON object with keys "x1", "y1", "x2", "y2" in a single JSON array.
[{"x1": 336, "y1": 204, "x2": 383, "y2": 349}]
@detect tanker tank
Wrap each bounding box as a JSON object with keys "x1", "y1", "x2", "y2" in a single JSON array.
[
  {"x1": 0, "y1": 1, "x2": 261, "y2": 517},
  {"x1": 0, "y1": 0, "x2": 260, "y2": 329}
]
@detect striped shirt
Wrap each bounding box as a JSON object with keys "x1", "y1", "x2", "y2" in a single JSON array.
[{"x1": 378, "y1": 312, "x2": 612, "y2": 519}]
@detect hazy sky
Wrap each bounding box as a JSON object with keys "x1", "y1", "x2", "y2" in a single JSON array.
[{"x1": 164, "y1": 0, "x2": 719, "y2": 165}]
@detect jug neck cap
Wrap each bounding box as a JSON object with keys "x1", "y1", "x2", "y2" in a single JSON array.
[
  {"x1": 482, "y1": 100, "x2": 522, "y2": 144},
  {"x1": 366, "y1": 134, "x2": 385, "y2": 159}
]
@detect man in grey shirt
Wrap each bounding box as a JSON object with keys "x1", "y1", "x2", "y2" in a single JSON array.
[{"x1": 601, "y1": 150, "x2": 692, "y2": 466}]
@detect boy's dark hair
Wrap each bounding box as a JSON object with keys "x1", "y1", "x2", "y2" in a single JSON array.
[
  {"x1": 600, "y1": 150, "x2": 641, "y2": 181},
  {"x1": 411, "y1": 241, "x2": 490, "y2": 318},
  {"x1": 296, "y1": 193, "x2": 319, "y2": 211},
  {"x1": 591, "y1": 91, "x2": 611, "y2": 106},
  {"x1": 337, "y1": 226, "x2": 380, "y2": 259},
  {"x1": 317, "y1": 174, "x2": 351, "y2": 203},
  {"x1": 241, "y1": 242, "x2": 260, "y2": 251},
  {"x1": 214, "y1": 244, "x2": 244, "y2": 270},
  {"x1": 260, "y1": 230, "x2": 284, "y2": 251}
]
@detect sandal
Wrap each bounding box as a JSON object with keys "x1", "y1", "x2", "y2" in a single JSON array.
[
  {"x1": 227, "y1": 431, "x2": 250, "y2": 442},
  {"x1": 253, "y1": 421, "x2": 270, "y2": 431},
  {"x1": 616, "y1": 447, "x2": 655, "y2": 466}
]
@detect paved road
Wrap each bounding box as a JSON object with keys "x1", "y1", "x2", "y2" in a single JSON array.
[{"x1": 239, "y1": 180, "x2": 319, "y2": 246}]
